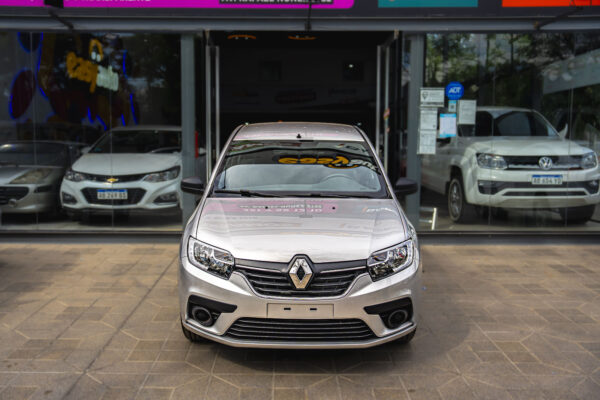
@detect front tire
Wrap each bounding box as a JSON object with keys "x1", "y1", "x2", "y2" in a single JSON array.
[
  {"x1": 447, "y1": 176, "x2": 475, "y2": 223},
  {"x1": 559, "y1": 205, "x2": 596, "y2": 224}
]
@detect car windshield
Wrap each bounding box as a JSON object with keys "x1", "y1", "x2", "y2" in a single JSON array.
[
  {"x1": 212, "y1": 140, "x2": 389, "y2": 198},
  {"x1": 0, "y1": 142, "x2": 68, "y2": 166},
  {"x1": 461, "y1": 110, "x2": 559, "y2": 137},
  {"x1": 90, "y1": 129, "x2": 181, "y2": 153}
]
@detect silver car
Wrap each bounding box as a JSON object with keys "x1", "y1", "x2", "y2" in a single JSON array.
[{"x1": 179, "y1": 122, "x2": 421, "y2": 348}]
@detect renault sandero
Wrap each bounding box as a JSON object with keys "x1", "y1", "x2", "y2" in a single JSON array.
[{"x1": 179, "y1": 122, "x2": 421, "y2": 348}]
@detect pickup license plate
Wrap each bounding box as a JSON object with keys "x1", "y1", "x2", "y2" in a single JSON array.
[
  {"x1": 97, "y1": 189, "x2": 128, "y2": 200},
  {"x1": 267, "y1": 304, "x2": 333, "y2": 319},
  {"x1": 531, "y1": 175, "x2": 562, "y2": 185}
]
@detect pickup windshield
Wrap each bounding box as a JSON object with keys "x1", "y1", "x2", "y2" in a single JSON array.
[
  {"x1": 212, "y1": 140, "x2": 389, "y2": 198},
  {"x1": 461, "y1": 110, "x2": 559, "y2": 137}
]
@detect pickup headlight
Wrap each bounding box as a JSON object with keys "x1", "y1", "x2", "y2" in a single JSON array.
[
  {"x1": 142, "y1": 166, "x2": 180, "y2": 182},
  {"x1": 477, "y1": 153, "x2": 507, "y2": 170},
  {"x1": 64, "y1": 169, "x2": 88, "y2": 182},
  {"x1": 581, "y1": 152, "x2": 598, "y2": 169},
  {"x1": 10, "y1": 168, "x2": 53, "y2": 184},
  {"x1": 187, "y1": 237, "x2": 234, "y2": 279},
  {"x1": 367, "y1": 239, "x2": 414, "y2": 281}
]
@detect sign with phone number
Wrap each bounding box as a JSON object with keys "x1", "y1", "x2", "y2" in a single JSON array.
[{"x1": 0, "y1": 0, "x2": 353, "y2": 8}]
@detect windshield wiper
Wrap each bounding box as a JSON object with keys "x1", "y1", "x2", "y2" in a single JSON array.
[
  {"x1": 298, "y1": 193, "x2": 374, "y2": 199},
  {"x1": 213, "y1": 189, "x2": 284, "y2": 198}
]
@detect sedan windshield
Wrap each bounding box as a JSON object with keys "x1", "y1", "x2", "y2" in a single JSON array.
[
  {"x1": 463, "y1": 110, "x2": 559, "y2": 137},
  {"x1": 212, "y1": 140, "x2": 389, "y2": 198},
  {"x1": 0, "y1": 142, "x2": 68, "y2": 166},
  {"x1": 90, "y1": 129, "x2": 181, "y2": 153}
]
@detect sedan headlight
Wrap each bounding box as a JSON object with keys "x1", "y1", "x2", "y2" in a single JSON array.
[
  {"x1": 367, "y1": 239, "x2": 414, "y2": 281},
  {"x1": 64, "y1": 169, "x2": 88, "y2": 182},
  {"x1": 477, "y1": 153, "x2": 507, "y2": 170},
  {"x1": 187, "y1": 237, "x2": 234, "y2": 279},
  {"x1": 142, "y1": 166, "x2": 180, "y2": 182},
  {"x1": 10, "y1": 168, "x2": 53, "y2": 184},
  {"x1": 581, "y1": 152, "x2": 598, "y2": 169}
]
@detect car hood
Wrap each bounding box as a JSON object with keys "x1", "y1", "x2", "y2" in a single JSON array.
[
  {"x1": 467, "y1": 137, "x2": 592, "y2": 156},
  {"x1": 71, "y1": 153, "x2": 181, "y2": 175},
  {"x1": 194, "y1": 198, "x2": 408, "y2": 263}
]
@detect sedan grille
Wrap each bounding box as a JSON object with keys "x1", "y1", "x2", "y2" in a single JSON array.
[
  {"x1": 225, "y1": 318, "x2": 376, "y2": 342},
  {"x1": 235, "y1": 264, "x2": 366, "y2": 298},
  {"x1": 0, "y1": 186, "x2": 29, "y2": 205},
  {"x1": 85, "y1": 173, "x2": 146, "y2": 183},
  {"x1": 81, "y1": 188, "x2": 146, "y2": 205}
]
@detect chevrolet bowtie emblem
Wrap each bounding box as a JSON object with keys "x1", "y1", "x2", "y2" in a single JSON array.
[
  {"x1": 106, "y1": 177, "x2": 119, "y2": 183},
  {"x1": 288, "y1": 256, "x2": 313, "y2": 290}
]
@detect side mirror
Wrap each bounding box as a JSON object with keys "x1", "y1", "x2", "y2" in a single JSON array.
[
  {"x1": 394, "y1": 177, "x2": 419, "y2": 196},
  {"x1": 558, "y1": 124, "x2": 568, "y2": 139},
  {"x1": 181, "y1": 176, "x2": 205, "y2": 195}
]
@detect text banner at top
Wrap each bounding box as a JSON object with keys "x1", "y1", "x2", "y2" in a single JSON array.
[
  {"x1": 0, "y1": 0, "x2": 354, "y2": 8},
  {"x1": 503, "y1": 0, "x2": 600, "y2": 6}
]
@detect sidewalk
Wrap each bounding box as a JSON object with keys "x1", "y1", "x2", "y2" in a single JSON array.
[{"x1": 0, "y1": 242, "x2": 598, "y2": 400}]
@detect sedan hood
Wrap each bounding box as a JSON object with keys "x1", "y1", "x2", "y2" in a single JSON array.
[
  {"x1": 71, "y1": 153, "x2": 181, "y2": 175},
  {"x1": 194, "y1": 198, "x2": 408, "y2": 263},
  {"x1": 468, "y1": 137, "x2": 592, "y2": 156}
]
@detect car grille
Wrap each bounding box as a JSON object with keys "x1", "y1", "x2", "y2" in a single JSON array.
[
  {"x1": 478, "y1": 180, "x2": 599, "y2": 195},
  {"x1": 84, "y1": 173, "x2": 146, "y2": 183},
  {"x1": 81, "y1": 188, "x2": 146, "y2": 205},
  {"x1": 0, "y1": 186, "x2": 29, "y2": 205},
  {"x1": 504, "y1": 155, "x2": 582, "y2": 171},
  {"x1": 235, "y1": 263, "x2": 367, "y2": 298},
  {"x1": 225, "y1": 318, "x2": 376, "y2": 342}
]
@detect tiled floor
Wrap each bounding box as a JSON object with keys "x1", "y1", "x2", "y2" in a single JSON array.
[{"x1": 0, "y1": 242, "x2": 598, "y2": 400}]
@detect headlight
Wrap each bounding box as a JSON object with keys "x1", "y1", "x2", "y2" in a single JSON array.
[
  {"x1": 581, "y1": 152, "x2": 598, "y2": 169},
  {"x1": 187, "y1": 237, "x2": 234, "y2": 279},
  {"x1": 367, "y1": 239, "x2": 414, "y2": 281},
  {"x1": 64, "y1": 169, "x2": 88, "y2": 182},
  {"x1": 477, "y1": 153, "x2": 507, "y2": 170},
  {"x1": 142, "y1": 166, "x2": 180, "y2": 182},
  {"x1": 10, "y1": 168, "x2": 53, "y2": 184}
]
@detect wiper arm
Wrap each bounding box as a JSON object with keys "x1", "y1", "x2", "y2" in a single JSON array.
[
  {"x1": 299, "y1": 193, "x2": 374, "y2": 199},
  {"x1": 213, "y1": 189, "x2": 283, "y2": 198}
]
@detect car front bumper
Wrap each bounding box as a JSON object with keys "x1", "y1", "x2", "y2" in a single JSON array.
[
  {"x1": 178, "y1": 252, "x2": 422, "y2": 349},
  {"x1": 464, "y1": 167, "x2": 600, "y2": 208},
  {"x1": 60, "y1": 179, "x2": 181, "y2": 212}
]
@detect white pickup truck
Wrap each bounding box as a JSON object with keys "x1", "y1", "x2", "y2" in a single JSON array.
[{"x1": 421, "y1": 107, "x2": 600, "y2": 224}]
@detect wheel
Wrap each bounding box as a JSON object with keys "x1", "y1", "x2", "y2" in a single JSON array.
[
  {"x1": 181, "y1": 321, "x2": 207, "y2": 343},
  {"x1": 395, "y1": 329, "x2": 416, "y2": 345},
  {"x1": 447, "y1": 176, "x2": 475, "y2": 223},
  {"x1": 559, "y1": 205, "x2": 596, "y2": 224}
]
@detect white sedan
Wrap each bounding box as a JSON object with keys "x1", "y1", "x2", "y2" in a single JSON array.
[{"x1": 60, "y1": 126, "x2": 184, "y2": 217}]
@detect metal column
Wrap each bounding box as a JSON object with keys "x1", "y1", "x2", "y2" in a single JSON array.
[
  {"x1": 180, "y1": 34, "x2": 196, "y2": 224},
  {"x1": 405, "y1": 35, "x2": 425, "y2": 226},
  {"x1": 205, "y1": 42, "x2": 212, "y2": 179},
  {"x1": 375, "y1": 45, "x2": 382, "y2": 157},
  {"x1": 215, "y1": 46, "x2": 221, "y2": 160},
  {"x1": 383, "y1": 46, "x2": 390, "y2": 172}
]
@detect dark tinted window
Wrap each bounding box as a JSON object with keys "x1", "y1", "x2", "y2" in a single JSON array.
[{"x1": 91, "y1": 129, "x2": 181, "y2": 153}]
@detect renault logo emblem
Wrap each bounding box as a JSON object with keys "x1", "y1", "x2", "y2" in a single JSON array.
[
  {"x1": 288, "y1": 256, "x2": 313, "y2": 290},
  {"x1": 106, "y1": 177, "x2": 119, "y2": 183},
  {"x1": 538, "y1": 157, "x2": 553, "y2": 170}
]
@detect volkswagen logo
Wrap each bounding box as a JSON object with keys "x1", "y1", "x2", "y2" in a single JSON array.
[
  {"x1": 288, "y1": 256, "x2": 313, "y2": 290},
  {"x1": 538, "y1": 157, "x2": 553, "y2": 170}
]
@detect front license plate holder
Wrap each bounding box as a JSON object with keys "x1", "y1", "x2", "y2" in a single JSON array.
[
  {"x1": 97, "y1": 189, "x2": 128, "y2": 200},
  {"x1": 267, "y1": 304, "x2": 334, "y2": 319},
  {"x1": 531, "y1": 175, "x2": 562, "y2": 185}
]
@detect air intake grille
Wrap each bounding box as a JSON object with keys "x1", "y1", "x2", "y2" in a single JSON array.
[
  {"x1": 226, "y1": 318, "x2": 376, "y2": 342},
  {"x1": 235, "y1": 265, "x2": 366, "y2": 297},
  {"x1": 0, "y1": 186, "x2": 29, "y2": 204}
]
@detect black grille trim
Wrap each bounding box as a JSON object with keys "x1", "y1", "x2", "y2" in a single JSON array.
[
  {"x1": 81, "y1": 188, "x2": 146, "y2": 205},
  {"x1": 84, "y1": 173, "x2": 146, "y2": 183},
  {"x1": 225, "y1": 318, "x2": 376, "y2": 342},
  {"x1": 235, "y1": 263, "x2": 367, "y2": 298},
  {"x1": 0, "y1": 186, "x2": 29, "y2": 204},
  {"x1": 504, "y1": 155, "x2": 582, "y2": 171},
  {"x1": 478, "y1": 180, "x2": 599, "y2": 195}
]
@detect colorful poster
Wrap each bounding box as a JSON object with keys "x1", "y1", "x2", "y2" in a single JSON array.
[
  {"x1": 0, "y1": 0, "x2": 354, "y2": 8},
  {"x1": 503, "y1": 0, "x2": 600, "y2": 6},
  {"x1": 379, "y1": 0, "x2": 477, "y2": 7}
]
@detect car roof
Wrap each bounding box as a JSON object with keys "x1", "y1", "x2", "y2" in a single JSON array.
[
  {"x1": 110, "y1": 125, "x2": 181, "y2": 132},
  {"x1": 233, "y1": 122, "x2": 364, "y2": 142}
]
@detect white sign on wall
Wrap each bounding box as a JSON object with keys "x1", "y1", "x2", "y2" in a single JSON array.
[{"x1": 419, "y1": 88, "x2": 445, "y2": 107}]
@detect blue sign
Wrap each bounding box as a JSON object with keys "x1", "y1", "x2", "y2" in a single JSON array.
[{"x1": 445, "y1": 82, "x2": 464, "y2": 100}]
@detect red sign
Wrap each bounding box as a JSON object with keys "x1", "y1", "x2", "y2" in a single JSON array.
[{"x1": 503, "y1": 0, "x2": 600, "y2": 6}]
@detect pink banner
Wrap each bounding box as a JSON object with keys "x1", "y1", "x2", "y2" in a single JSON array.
[{"x1": 0, "y1": 0, "x2": 353, "y2": 9}]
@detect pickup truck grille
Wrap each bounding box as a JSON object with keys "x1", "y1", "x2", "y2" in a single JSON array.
[{"x1": 504, "y1": 155, "x2": 582, "y2": 171}]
